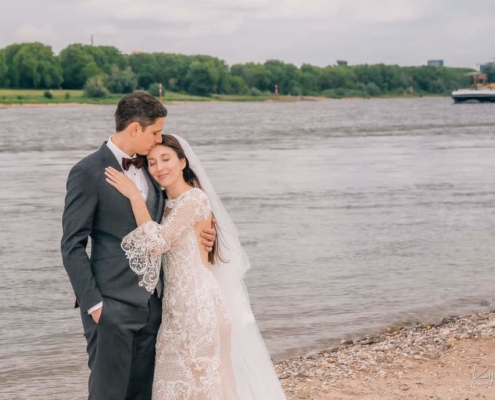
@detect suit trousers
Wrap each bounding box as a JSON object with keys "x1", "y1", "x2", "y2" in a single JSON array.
[{"x1": 80, "y1": 293, "x2": 162, "y2": 400}]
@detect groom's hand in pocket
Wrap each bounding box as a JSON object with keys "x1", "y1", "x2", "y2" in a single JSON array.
[{"x1": 91, "y1": 307, "x2": 102, "y2": 324}]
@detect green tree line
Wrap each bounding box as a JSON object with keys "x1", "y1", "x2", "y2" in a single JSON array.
[{"x1": 0, "y1": 42, "x2": 486, "y2": 98}]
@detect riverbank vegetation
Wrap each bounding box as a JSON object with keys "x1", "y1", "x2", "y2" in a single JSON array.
[
  {"x1": 1, "y1": 42, "x2": 491, "y2": 104},
  {"x1": 0, "y1": 89, "x2": 215, "y2": 105}
]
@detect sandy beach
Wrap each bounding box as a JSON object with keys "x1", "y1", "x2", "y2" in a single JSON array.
[{"x1": 276, "y1": 310, "x2": 495, "y2": 399}]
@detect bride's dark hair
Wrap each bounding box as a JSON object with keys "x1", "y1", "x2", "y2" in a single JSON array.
[
  {"x1": 152, "y1": 134, "x2": 221, "y2": 265},
  {"x1": 158, "y1": 135, "x2": 201, "y2": 191}
]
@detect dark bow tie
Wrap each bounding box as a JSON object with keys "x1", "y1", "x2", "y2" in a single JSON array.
[{"x1": 122, "y1": 157, "x2": 145, "y2": 171}]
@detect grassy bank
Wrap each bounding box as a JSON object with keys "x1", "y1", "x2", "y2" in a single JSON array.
[
  {"x1": 0, "y1": 89, "x2": 449, "y2": 106},
  {"x1": 0, "y1": 89, "x2": 292, "y2": 105},
  {"x1": 0, "y1": 89, "x2": 218, "y2": 105}
]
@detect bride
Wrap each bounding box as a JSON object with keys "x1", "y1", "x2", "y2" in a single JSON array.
[{"x1": 105, "y1": 134, "x2": 286, "y2": 400}]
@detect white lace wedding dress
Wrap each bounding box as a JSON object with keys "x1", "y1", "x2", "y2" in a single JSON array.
[
  {"x1": 122, "y1": 133, "x2": 287, "y2": 400},
  {"x1": 122, "y1": 188, "x2": 239, "y2": 399}
]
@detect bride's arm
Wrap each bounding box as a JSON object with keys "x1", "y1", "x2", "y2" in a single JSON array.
[
  {"x1": 105, "y1": 167, "x2": 152, "y2": 226},
  {"x1": 126, "y1": 188, "x2": 210, "y2": 257},
  {"x1": 106, "y1": 166, "x2": 212, "y2": 255},
  {"x1": 105, "y1": 164, "x2": 211, "y2": 253},
  {"x1": 121, "y1": 188, "x2": 211, "y2": 294},
  {"x1": 105, "y1": 168, "x2": 211, "y2": 294}
]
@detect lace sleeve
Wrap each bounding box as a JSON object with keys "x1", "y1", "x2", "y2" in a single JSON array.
[{"x1": 122, "y1": 188, "x2": 211, "y2": 293}]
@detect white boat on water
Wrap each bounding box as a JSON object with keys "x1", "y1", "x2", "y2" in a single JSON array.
[
  {"x1": 451, "y1": 72, "x2": 495, "y2": 103},
  {"x1": 451, "y1": 88, "x2": 495, "y2": 103}
]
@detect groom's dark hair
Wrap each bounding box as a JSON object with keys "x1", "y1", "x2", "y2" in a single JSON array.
[{"x1": 115, "y1": 91, "x2": 167, "y2": 132}]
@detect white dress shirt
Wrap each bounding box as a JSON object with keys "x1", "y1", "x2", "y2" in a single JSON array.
[
  {"x1": 88, "y1": 136, "x2": 149, "y2": 316},
  {"x1": 106, "y1": 136, "x2": 149, "y2": 201}
]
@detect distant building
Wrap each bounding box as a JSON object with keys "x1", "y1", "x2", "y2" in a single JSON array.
[
  {"x1": 336, "y1": 60, "x2": 348, "y2": 66},
  {"x1": 480, "y1": 61, "x2": 495, "y2": 71},
  {"x1": 427, "y1": 60, "x2": 444, "y2": 67}
]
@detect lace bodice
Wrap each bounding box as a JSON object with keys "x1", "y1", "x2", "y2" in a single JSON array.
[{"x1": 122, "y1": 188, "x2": 211, "y2": 294}]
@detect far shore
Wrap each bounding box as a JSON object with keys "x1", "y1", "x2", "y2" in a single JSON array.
[
  {"x1": 0, "y1": 95, "x2": 449, "y2": 109},
  {"x1": 0, "y1": 98, "x2": 320, "y2": 108},
  {"x1": 0, "y1": 102, "x2": 98, "y2": 108},
  {"x1": 277, "y1": 309, "x2": 495, "y2": 399}
]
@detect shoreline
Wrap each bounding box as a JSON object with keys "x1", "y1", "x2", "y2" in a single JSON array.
[
  {"x1": 0, "y1": 102, "x2": 98, "y2": 108},
  {"x1": 0, "y1": 95, "x2": 449, "y2": 109},
  {"x1": 276, "y1": 309, "x2": 495, "y2": 399}
]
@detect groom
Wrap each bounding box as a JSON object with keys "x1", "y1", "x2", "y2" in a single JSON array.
[{"x1": 61, "y1": 92, "x2": 215, "y2": 400}]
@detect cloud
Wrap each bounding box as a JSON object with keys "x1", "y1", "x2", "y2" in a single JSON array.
[
  {"x1": 90, "y1": 25, "x2": 120, "y2": 36},
  {"x1": 14, "y1": 24, "x2": 60, "y2": 43},
  {"x1": 80, "y1": 0, "x2": 251, "y2": 39},
  {"x1": 80, "y1": 0, "x2": 248, "y2": 22},
  {"x1": 1, "y1": 0, "x2": 494, "y2": 67},
  {"x1": 76, "y1": 0, "x2": 434, "y2": 46},
  {"x1": 79, "y1": 0, "x2": 428, "y2": 24}
]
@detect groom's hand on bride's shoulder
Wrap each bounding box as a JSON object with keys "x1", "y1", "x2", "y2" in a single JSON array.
[{"x1": 201, "y1": 218, "x2": 217, "y2": 252}]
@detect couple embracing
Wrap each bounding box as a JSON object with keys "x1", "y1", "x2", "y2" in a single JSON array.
[{"x1": 61, "y1": 92, "x2": 286, "y2": 400}]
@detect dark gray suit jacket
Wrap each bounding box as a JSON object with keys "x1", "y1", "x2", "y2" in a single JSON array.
[{"x1": 61, "y1": 143, "x2": 164, "y2": 313}]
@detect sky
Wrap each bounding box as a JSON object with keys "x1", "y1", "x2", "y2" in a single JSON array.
[{"x1": 1, "y1": 0, "x2": 494, "y2": 68}]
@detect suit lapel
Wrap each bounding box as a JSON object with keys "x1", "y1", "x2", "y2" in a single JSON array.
[
  {"x1": 100, "y1": 141, "x2": 124, "y2": 172},
  {"x1": 98, "y1": 143, "x2": 134, "y2": 212},
  {"x1": 99, "y1": 142, "x2": 164, "y2": 222}
]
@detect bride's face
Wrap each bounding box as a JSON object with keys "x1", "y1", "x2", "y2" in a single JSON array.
[{"x1": 147, "y1": 145, "x2": 186, "y2": 188}]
